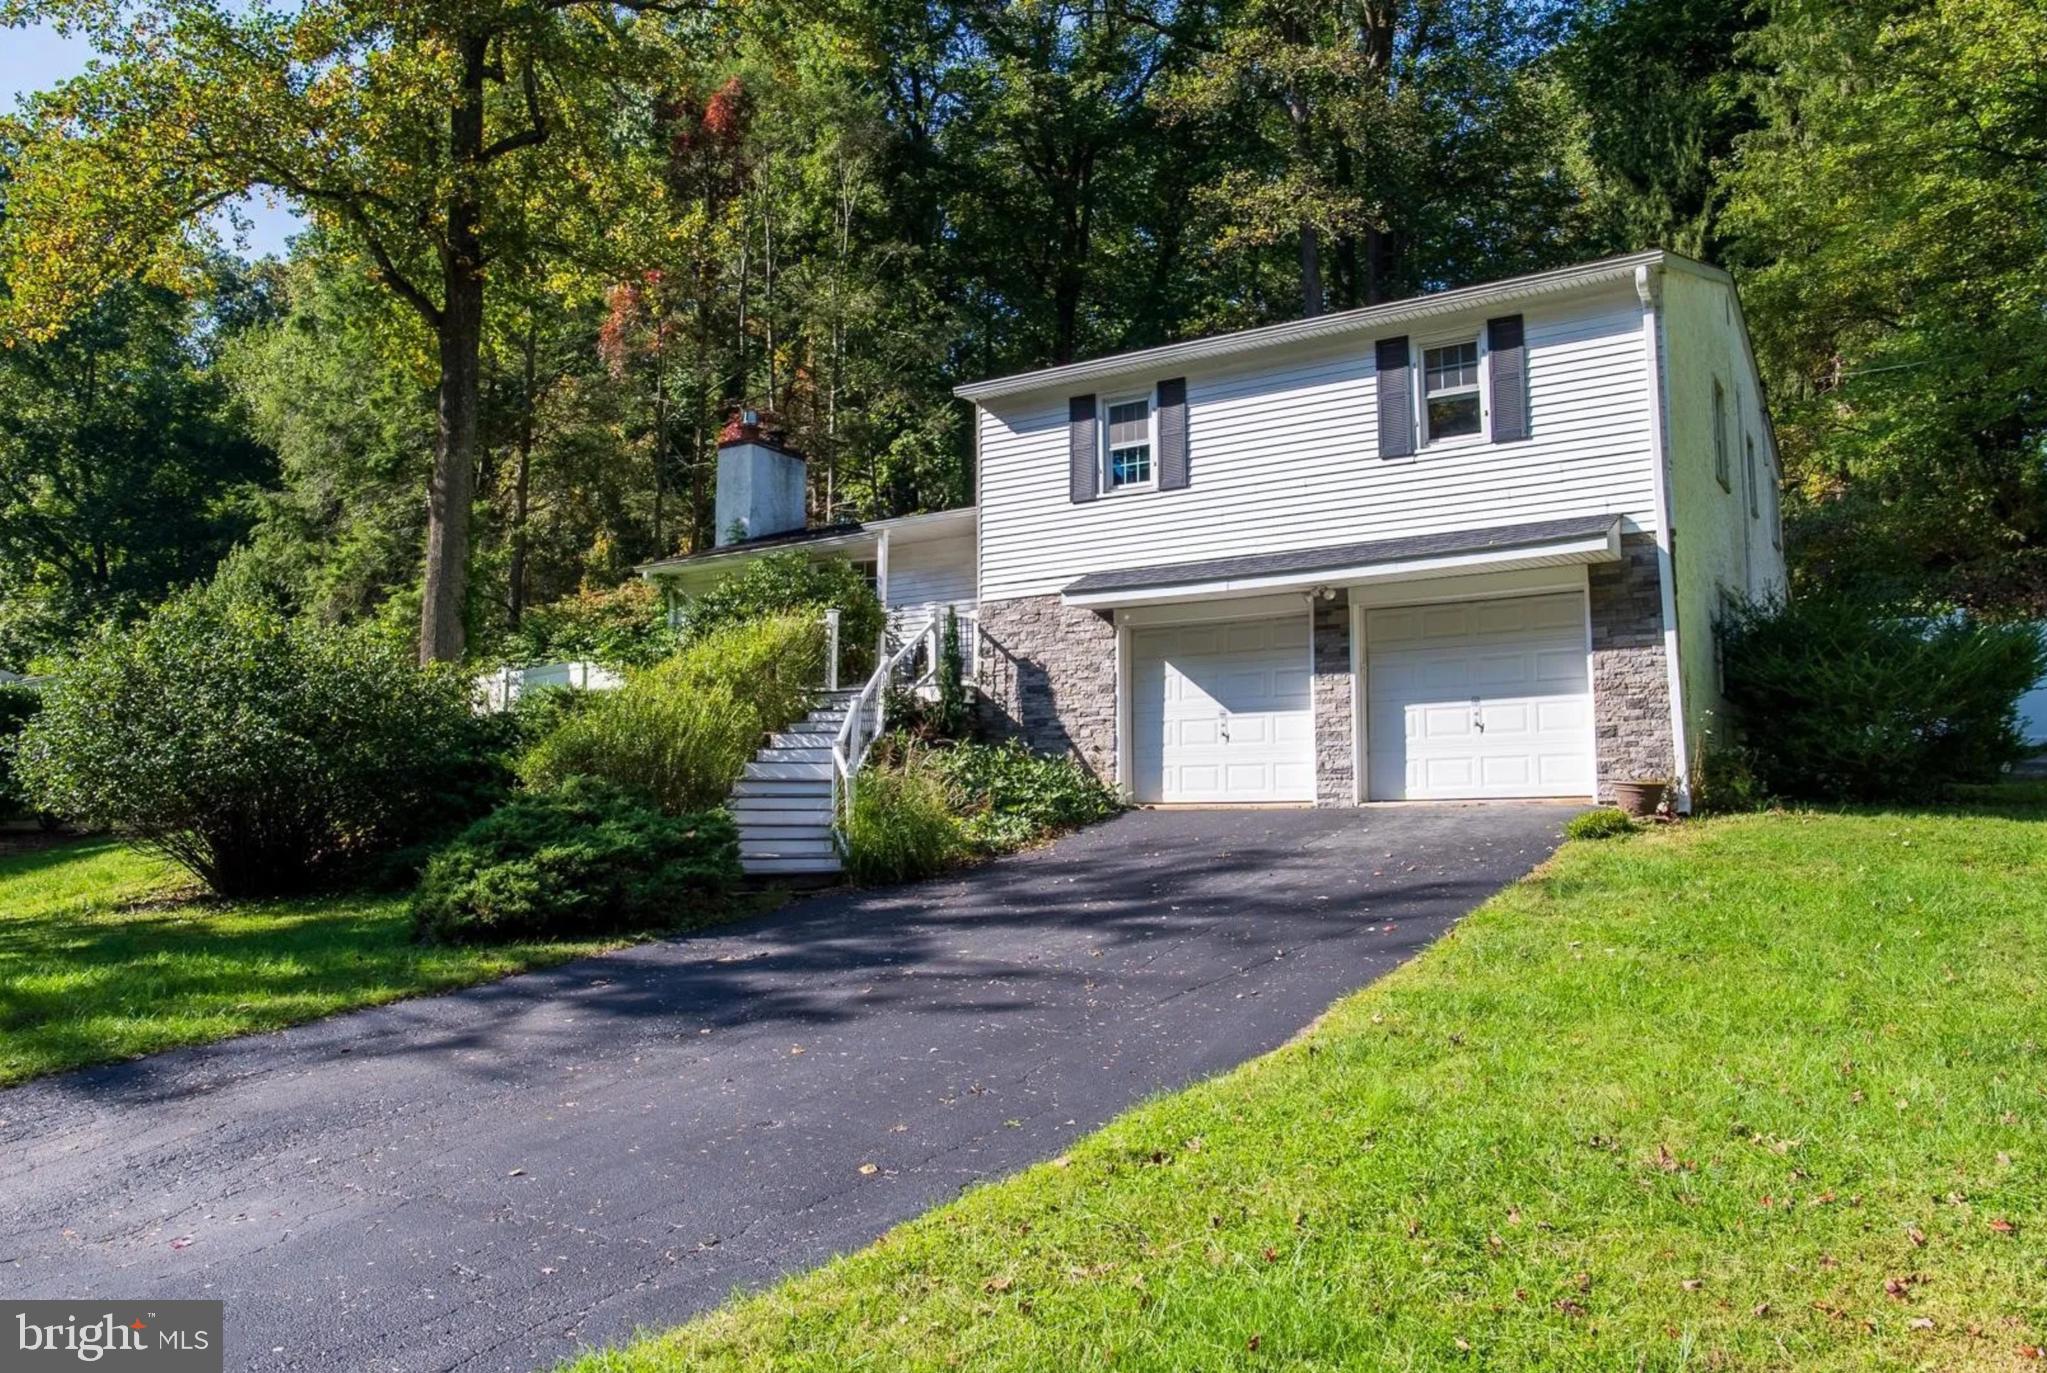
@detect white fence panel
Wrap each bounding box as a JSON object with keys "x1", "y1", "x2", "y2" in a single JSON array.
[{"x1": 476, "y1": 660, "x2": 623, "y2": 712}]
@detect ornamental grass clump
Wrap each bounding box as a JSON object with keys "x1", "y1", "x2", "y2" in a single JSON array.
[{"x1": 519, "y1": 613, "x2": 823, "y2": 813}]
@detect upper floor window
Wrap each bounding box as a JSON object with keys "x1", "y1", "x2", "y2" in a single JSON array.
[
  {"x1": 1744, "y1": 435, "x2": 1759, "y2": 518},
  {"x1": 1712, "y1": 379, "x2": 1731, "y2": 491},
  {"x1": 1104, "y1": 395, "x2": 1154, "y2": 490},
  {"x1": 1422, "y1": 339, "x2": 1482, "y2": 443}
]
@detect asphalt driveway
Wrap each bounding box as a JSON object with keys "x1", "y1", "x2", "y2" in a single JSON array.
[{"x1": 0, "y1": 803, "x2": 1574, "y2": 1372}]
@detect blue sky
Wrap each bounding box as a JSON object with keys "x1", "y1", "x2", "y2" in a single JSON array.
[{"x1": 3, "y1": 20, "x2": 305, "y2": 259}]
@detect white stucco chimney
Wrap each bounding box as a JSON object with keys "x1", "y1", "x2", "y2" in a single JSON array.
[{"x1": 714, "y1": 409, "x2": 807, "y2": 547}]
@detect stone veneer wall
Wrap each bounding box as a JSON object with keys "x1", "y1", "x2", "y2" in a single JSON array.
[
  {"x1": 1311, "y1": 592, "x2": 1354, "y2": 806},
  {"x1": 974, "y1": 594, "x2": 1119, "y2": 784},
  {"x1": 1587, "y1": 533, "x2": 1676, "y2": 800}
]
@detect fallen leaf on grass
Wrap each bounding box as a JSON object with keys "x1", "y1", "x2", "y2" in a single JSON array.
[
  {"x1": 1752, "y1": 1303, "x2": 1771, "y2": 1319},
  {"x1": 1554, "y1": 1299, "x2": 1588, "y2": 1318},
  {"x1": 1906, "y1": 1226, "x2": 1926, "y2": 1247},
  {"x1": 1245, "y1": 1335, "x2": 1261, "y2": 1352},
  {"x1": 1908, "y1": 1317, "x2": 1934, "y2": 1331},
  {"x1": 1989, "y1": 1217, "x2": 2017, "y2": 1236},
  {"x1": 984, "y1": 1276, "x2": 1013, "y2": 1293},
  {"x1": 1681, "y1": 1279, "x2": 1704, "y2": 1292}
]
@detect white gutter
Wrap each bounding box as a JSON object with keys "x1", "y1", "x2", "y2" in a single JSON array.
[
  {"x1": 1636, "y1": 263, "x2": 1694, "y2": 811},
  {"x1": 955, "y1": 251, "x2": 1715, "y2": 403},
  {"x1": 1062, "y1": 526, "x2": 1621, "y2": 610}
]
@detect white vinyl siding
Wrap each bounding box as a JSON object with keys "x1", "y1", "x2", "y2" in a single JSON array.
[{"x1": 977, "y1": 286, "x2": 1660, "y2": 602}]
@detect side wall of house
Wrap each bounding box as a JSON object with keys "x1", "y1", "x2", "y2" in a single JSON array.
[{"x1": 1660, "y1": 270, "x2": 1789, "y2": 770}]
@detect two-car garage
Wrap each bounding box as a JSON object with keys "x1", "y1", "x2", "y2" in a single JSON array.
[{"x1": 1125, "y1": 589, "x2": 1595, "y2": 805}]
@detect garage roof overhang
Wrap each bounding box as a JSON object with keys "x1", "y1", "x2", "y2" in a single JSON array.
[{"x1": 1060, "y1": 515, "x2": 1624, "y2": 610}]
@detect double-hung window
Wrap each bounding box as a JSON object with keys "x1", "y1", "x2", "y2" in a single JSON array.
[
  {"x1": 1104, "y1": 395, "x2": 1154, "y2": 490},
  {"x1": 1422, "y1": 339, "x2": 1483, "y2": 443}
]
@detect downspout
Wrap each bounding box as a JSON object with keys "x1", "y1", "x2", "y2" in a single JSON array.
[{"x1": 1636, "y1": 263, "x2": 1694, "y2": 811}]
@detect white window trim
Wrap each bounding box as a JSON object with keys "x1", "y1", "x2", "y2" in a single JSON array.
[
  {"x1": 1416, "y1": 331, "x2": 1490, "y2": 450},
  {"x1": 1100, "y1": 390, "x2": 1158, "y2": 495}
]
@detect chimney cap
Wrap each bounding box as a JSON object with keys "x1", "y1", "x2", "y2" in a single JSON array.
[{"x1": 716, "y1": 406, "x2": 802, "y2": 457}]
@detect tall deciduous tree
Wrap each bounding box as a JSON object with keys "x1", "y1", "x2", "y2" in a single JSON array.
[
  {"x1": 0, "y1": 271, "x2": 274, "y2": 668},
  {"x1": 0, "y1": 0, "x2": 686, "y2": 661},
  {"x1": 1726, "y1": 0, "x2": 2047, "y2": 608},
  {"x1": 1161, "y1": 0, "x2": 1582, "y2": 315}
]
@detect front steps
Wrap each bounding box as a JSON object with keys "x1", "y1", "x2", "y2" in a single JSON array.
[{"x1": 732, "y1": 692, "x2": 853, "y2": 877}]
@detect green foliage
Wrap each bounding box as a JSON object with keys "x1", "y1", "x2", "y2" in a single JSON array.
[
  {"x1": 1718, "y1": 594, "x2": 2044, "y2": 802},
  {"x1": 411, "y1": 777, "x2": 738, "y2": 943},
  {"x1": 0, "y1": 683, "x2": 45, "y2": 818},
  {"x1": 1725, "y1": 0, "x2": 2047, "y2": 608},
  {"x1": 927, "y1": 738, "x2": 1122, "y2": 854},
  {"x1": 843, "y1": 766, "x2": 966, "y2": 885},
  {"x1": 935, "y1": 608, "x2": 968, "y2": 737},
  {"x1": 675, "y1": 551, "x2": 883, "y2": 675},
  {"x1": 1557, "y1": 0, "x2": 1762, "y2": 259},
  {"x1": 13, "y1": 583, "x2": 505, "y2": 897},
  {"x1": 843, "y1": 736, "x2": 1119, "y2": 882},
  {"x1": 0, "y1": 274, "x2": 275, "y2": 667},
  {"x1": 520, "y1": 614, "x2": 823, "y2": 813},
  {"x1": 1563, "y1": 807, "x2": 1636, "y2": 841},
  {"x1": 494, "y1": 580, "x2": 678, "y2": 669}
]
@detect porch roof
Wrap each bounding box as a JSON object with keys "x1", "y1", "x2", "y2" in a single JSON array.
[{"x1": 1059, "y1": 514, "x2": 1625, "y2": 608}]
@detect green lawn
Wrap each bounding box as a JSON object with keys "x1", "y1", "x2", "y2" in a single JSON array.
[
  {"x1": 0, "y1": 839, "x2": 626, "y2": 1085},
  {"x1": 570, "y1": 800, "x2": 2047, "y2": 1372}
]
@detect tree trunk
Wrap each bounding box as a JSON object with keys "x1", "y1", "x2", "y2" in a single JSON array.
[
  {"x1": 419, "y1": 34, "x2": 489, "y2": 665},
  {"x1": 507, "y1": 320, "x2": 537, "y2": 630}
]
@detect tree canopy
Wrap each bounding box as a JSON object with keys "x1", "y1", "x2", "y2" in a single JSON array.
[{"x1": 0, "y1": 0, "x2": 2042, "y2": 668}]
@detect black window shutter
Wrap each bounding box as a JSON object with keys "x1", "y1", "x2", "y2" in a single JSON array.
[
  {"x1": 1156, "y1": 377, "x2": 1189, "y2": 490},
  {"x1": 1487, "y1": 314, "x2": 1529, "y2": 443},
  {"x1": 1069, "y1": 394, "x2": 1098, "y2": 503},
  {"x1": 1376, "y1": 337, "x2": 1414, "y2": 459}
]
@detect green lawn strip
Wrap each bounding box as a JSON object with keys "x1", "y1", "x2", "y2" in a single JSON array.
[
  {"x1": 0, "y1": 839, "x2": 738, "y2": 1086},
  {"x1": 569, "y1": 806, "x2": 2046, "y2": 1372}
]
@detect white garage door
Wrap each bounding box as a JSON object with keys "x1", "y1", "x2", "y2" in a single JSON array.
[
  {"x1": 1131, "y1": 616, "x2": 1314, "y2": 804},
  {"x1": 1365, "y1": 592, "x2": 1593, "y2": 800}
]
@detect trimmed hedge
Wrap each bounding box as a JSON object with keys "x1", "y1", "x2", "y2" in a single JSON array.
[
  {"x1": 1718, "y1": 594, "x2": 2043, "y2": 802},
  {"x1": 413, "y1": 777, "x2": 739, "y2": 942}
]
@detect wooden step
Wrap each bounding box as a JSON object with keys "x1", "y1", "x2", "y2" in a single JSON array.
[
  {"x1": 743, "y1": 760, "x2": 833, "y2": 782},
  {"x1": 736, "y1": 819, "x2": 834, "y2": 840},
  {"x1": 732, "y1": 789, "x2": 835, "y2": 810},
  {"x1": 732, "y1": 778, "x2": 831, "y2": 799},
  {"x1": 739, "y1": 837, "x2": 838, "y2": 859},
  {"x1": 741, "y1": 855, "x2": 844, "y2": 876},
  {"x1": 753, "y1": 744, "x2": 834, "y2": 765}
]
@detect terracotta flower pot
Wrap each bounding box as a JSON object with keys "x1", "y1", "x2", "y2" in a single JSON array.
[{"x1": 1611, "y1": 780, "x2": 1668, "y2": 818}]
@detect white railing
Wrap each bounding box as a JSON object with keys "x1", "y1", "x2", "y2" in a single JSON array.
[{"x1": 829, "y1": 612, "x2": 940, "y2": 846}]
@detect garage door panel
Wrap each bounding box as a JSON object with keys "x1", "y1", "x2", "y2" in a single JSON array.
[
  {"x1": 1366, "y1": 591, "x2": 1593, "y2": 801},
  {"x1": 1132, "y1": 615, "x2": 1315, "y2": 804}
]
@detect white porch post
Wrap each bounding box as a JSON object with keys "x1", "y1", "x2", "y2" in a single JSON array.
[{"x1": 823, "y1": 608, "x2": 841, "y2": 692}]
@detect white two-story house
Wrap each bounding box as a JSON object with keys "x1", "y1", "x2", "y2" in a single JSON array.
[{"x1": 643, "y1": 250, "x2": 1784, "y2": 812}]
